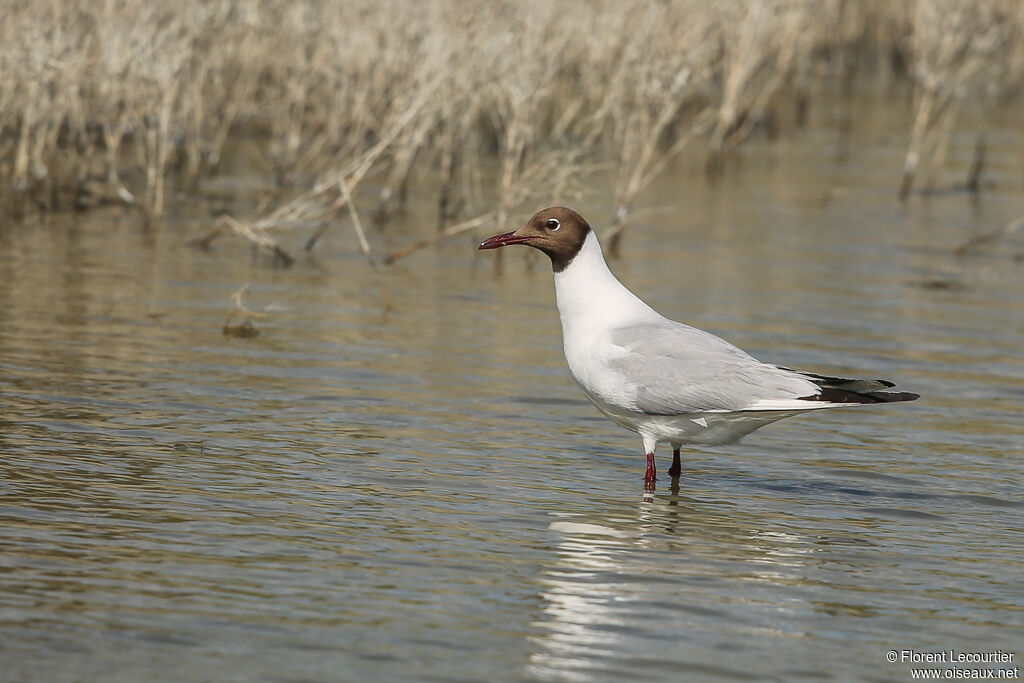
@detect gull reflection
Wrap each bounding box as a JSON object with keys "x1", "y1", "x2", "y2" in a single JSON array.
[
  {"x1": 526, "y1": 488, "x2": 857, "y2": 681},
  {"x1": 527, "y1": 516, "x2": 632, "y2": 681}
]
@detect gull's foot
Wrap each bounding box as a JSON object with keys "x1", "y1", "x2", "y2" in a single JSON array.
[
  {"x1": 668, "y1": 447, "x2": 682, "y2": 478},
  {"x1": 644, "y1": 452, "x2": 657, "y2": 492}
]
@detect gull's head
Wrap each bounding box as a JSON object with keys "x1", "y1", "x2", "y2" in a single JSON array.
[{"x1": 478, "y1": 207, "x2": 592, "y2": 272}]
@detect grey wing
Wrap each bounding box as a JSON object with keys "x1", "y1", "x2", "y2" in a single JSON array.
[{"x1": 607, "y1": 320, "x2": 819, "y2": 414}]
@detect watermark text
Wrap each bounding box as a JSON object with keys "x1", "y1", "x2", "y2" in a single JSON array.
[{"x1": 886, "y1": 650, "x2": 1018, "y2": 680}]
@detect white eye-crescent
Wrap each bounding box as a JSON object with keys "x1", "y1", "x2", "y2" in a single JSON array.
[{"x1": 546, "y1": 218, "x2": 561, "y2": 231}]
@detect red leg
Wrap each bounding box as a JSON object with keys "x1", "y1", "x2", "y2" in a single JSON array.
[
  {"x1": 668, "y1": 447, "x2": 682, "y2": 478},
  {"x1": 644, "y1": 452, "x2": 657, "y2": 492}
]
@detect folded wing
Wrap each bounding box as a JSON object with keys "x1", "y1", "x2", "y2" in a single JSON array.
[{"x1": 607, "y1": 321, "x2": 918, "y2": 415}]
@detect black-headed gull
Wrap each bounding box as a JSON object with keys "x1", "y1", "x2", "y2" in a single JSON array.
[{"x1": 479, "y1": 207, "x2": 918, "y2": 492}]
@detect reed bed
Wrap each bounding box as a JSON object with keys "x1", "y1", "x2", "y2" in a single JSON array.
[{"x1": 1, "y1": 0, "x2": 1022, "y2": 257}]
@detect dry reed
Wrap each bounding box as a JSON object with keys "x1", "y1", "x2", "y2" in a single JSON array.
[
  {"x1": 0, "y1": 0, "x2": 1021, "y2": 255},
  {"x1": 900, "y1": 0, "x2": 1023, "y2": 199}
]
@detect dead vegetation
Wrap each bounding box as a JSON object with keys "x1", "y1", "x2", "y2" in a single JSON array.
[
  {"x1": 0, "y1": 0, "x2": 1022, "y2": 255},
  {"x1": 222, "y1": 283, "x2": 285, "y2": 338},
  {"x1": 899, "y1": 0, "x2": 1023, "y2": 199}
]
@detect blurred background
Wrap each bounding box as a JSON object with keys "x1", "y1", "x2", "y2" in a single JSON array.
[
  {"x1": 1, "y1": 1, "x2": 1022, "y2": 682},
  {"x1": 1, "y1": 0, "x2": 1022, "y2": 250}
]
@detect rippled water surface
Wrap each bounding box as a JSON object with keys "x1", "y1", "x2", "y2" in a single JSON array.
[{"x1": 2, "y1": 97, "x2": 1023, "y2": 682}]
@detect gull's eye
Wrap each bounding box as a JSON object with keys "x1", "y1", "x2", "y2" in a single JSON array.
[{"x1": 546, "y1": 218, "x2": 561, "y2": 231}]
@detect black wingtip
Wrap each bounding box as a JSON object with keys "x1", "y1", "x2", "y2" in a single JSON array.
[
  {"x1": 795, "y1": 372, "x2": 920, "y2": 405},
  {"x1": 879, "y1": 391, "x2": 920, "y2": 403},
  {"x1": 800, "y1": 388, "x2": 920, "y2": 404}
]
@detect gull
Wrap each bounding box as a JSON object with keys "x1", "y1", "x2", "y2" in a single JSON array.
[{"x1": 479, "y1": 207, "x2": 918, "y2": 492}]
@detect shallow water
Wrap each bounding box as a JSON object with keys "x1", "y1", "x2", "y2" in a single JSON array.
[{"x1": 2, "y1": 94, "x2": 1023, "y2": 682}]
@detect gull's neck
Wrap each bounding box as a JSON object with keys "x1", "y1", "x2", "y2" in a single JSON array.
[{"x1": 552, "y1": 232, "x2": 660, "y2": 339}]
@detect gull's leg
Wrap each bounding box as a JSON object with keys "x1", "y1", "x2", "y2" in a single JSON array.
[
  {"x1": 642, "y1": 434, "x2": 657, "y2": 492},
  {"x1": 669, "y1": 442, "x2": 682, "y2": 478}
]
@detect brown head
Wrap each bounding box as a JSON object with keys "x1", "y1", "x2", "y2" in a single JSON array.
[{"x1": 478, "y1": 207, "x2": 592, "y2": 272}]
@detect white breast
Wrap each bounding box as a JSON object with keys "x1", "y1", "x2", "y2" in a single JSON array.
[{"x1": 552, "y1": 232, "x2": 660, "y2": 405}]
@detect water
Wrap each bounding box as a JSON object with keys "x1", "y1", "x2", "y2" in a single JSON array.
[{"x1": 2, "y1": 94, "x2": 1023, "y2": 681}]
